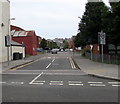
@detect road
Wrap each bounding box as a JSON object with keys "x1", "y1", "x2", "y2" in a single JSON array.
[{"x1": 1, "y1": 52, "x2": 119, "y2": 103}]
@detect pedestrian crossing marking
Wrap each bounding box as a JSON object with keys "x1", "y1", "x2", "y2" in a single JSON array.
[
  {"x1": 90, "y1": 84, "x2": 106, "y2": 87},
  {"x1": 2, "y1": 80, "x2": 120, "y2": 87},
  {"x1": 88, "y1": 82, "x2": 103, "y2": 84},
  {"x1": 69, "y1": 84, "x2": 83, "y2": 86}
]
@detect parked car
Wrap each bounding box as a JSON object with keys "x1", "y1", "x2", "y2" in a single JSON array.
[{"x1": 51, "y1": 49, "x2": 58, "y2": 54}]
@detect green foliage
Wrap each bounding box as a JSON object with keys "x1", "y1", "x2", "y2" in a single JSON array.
[
  {"x1": 81, "y1": 48, "x2": 91, "y2": 56},
  {"x1": 63, "y1": 40, "x2": 69, "y2": 49},
  {"x1": 40, "y1": 38, "x2": 47, "y2": 49},
  {"x1": 47, "y1": 41, "x2": 59, "y2": 49},
  {"x1": 76, "y1": 1, "x2": 120, "y2": 53}
]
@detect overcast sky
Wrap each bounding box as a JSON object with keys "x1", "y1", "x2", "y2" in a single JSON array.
[{"x1": 10, "y1": 0, "x2": 109, "y2": 39}]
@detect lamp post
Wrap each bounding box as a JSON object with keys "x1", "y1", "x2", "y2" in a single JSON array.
[{"x1": 9, "y1": 18, "x2": 15, "y2": 62}]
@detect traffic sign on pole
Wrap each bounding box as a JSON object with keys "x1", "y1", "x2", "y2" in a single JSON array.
[{"x1": 99, "y1": 31, "x2": 106, "y2": 45}]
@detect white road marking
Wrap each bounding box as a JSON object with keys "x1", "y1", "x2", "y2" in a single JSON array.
[
  {"x1": 88, "y1": 82, "x2": 103, "y2": 84},
  {"x1": 46, "y1": 63, "x2": 52, "y2": 69},
  {"x1": 90, "y1": 84, "x2": 105, "y2": 86},
  {"x1": 11, "y1": 82, "x2": 24, "y2": 84},
  {"x1": 68, "y1": 81, "x2": 82, "y2": 83},
  {"x1": 112, "y1": 85, "x2": 120, "y2": 87},
  {"x1": 34, "y1": 81, "x2": 45, "y2": 83},
  {"x1": 30, "y1": 82, "x2": 44, "y2": 85},
  {"x1": 69, "y1": 84, "x2": 83, "y2": 86},
  {"x1": 52, "y1": 59, "x2": 55, "y2": 63},
  {"x1": 0, "y1": 82, "x2": 6, "y2": 84},
  {"x1": 49, "y1": 83, "x2": 63, "y2": 86},
  {"x1": 50, "y1": 81, "x2": 63, "y2": 83},
  {"x1": 29, "y1": 72, "x2": 43, "y2": 84},
  {"x1": 49, "y1": 81, "x2": 63, "y2": 86},
  {"x1": 108, "y1": 82, "x2": 120, "y2": 84}
]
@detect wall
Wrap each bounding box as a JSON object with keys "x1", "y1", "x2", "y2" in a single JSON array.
[
  {"x1": 0, "y1": 0, "x2": 10, "y2": 62},
  {"x1": 12, "y1": 46, "x2": 25, "y2": 60}
]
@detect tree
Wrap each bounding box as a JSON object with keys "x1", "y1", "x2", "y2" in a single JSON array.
[
  {"x1": 40, "y1": 38, "x2": 47, "y2": 49},
  {"x1": 77, "y1": 1, "x2": 109, "y2": 46},
  {"x1": 63, "y1": 40, "x2": 69, "y2": 49},
  {"x1": 107, "y1": 1, "x2": 120, "y2": 54}
]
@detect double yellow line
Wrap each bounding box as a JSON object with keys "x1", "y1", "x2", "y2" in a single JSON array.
[
  {"x1": 11, "y1": 57, "x2": 45, "y2": 71},
  {"x1": 69, "y1": 57, "x2": 76, "y2": 69}
]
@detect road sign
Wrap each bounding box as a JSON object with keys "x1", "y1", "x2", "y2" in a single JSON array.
[
  {"x1": 99, "y1": 31, "x2": 106, "y2": 45},
  {"x1": 5, "y1": 35, "x2": 11, "y2": 47}
]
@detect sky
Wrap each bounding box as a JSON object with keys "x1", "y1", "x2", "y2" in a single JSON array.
[{"x1": 10, "y1": 0, "x2": 109, "y2": 39}]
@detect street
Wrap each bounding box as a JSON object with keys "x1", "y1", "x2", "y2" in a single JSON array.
[{"x1": 2, "y1": 52, "x2": 119, "y2": 103}]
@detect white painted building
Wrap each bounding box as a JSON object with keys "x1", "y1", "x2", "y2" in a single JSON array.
[
  {"x1": 0, "y1": 0, "x2": 10, "y2": 62},
  {"x1": 0, "y1": 0, "x2": 25, "y2": 62}
]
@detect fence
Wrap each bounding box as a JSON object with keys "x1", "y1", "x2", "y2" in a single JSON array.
[{"x1": 85, "y1": 52, "x2": 120, "y2": 65}]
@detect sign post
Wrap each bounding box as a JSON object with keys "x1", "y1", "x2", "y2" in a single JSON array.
[
  {"x1": 98, "y1": 31, "x2": 106, "y2": 63},
  {"x1": 90, "y1": 45, "x2": 93, "y2": 60},
  {"x1": 5, "y1": 35, "x2": 10, "y2": 66}
]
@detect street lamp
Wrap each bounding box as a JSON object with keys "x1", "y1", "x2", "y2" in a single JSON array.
[{"x1": 8, "y1": 18, "x2": 15, "y2": 64}]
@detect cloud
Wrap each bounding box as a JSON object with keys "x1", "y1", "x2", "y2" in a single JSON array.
[{"x1": 10, "y1": 0, "x2": 87, "y2": 39}]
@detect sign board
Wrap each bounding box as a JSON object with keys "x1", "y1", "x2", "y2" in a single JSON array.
[
  {"x1": 98, "y1": 31, "x2": 106, "y2": 45},
  {"x1": 90, "y1": 45, "x2": 93, "y2": 50},
  {"x1": 5, "y1": 35, "x2": 11, "y2": 47}
]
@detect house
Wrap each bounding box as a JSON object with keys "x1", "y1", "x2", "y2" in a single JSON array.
[{"x1": 11, "y1": 30, "x2": 38, "y2": 55}]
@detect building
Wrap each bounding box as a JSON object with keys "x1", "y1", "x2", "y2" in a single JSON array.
[
  {"x1": 0, "y1": 0, "x2": 10, "y2": 62},
  {"x1": 37, "y1": 36, "x2": 42, "y2": 48},
  {"x1": 11, "y1": 40, "x2": 25, "y2": 60},
  {"x1": 11, "y1": 30, "x2": 38, "y2": 55},
  {"x1": 69, "y1": 36, "x2": 75, "y2": 50}
]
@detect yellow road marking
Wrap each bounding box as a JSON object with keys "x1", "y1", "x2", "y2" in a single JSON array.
[{"x1": 11, "y1": 57, "x2": 45, "y2": 71}]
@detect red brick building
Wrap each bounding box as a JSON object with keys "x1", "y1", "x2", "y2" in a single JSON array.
[{"x1": 12, "y1": 30, "x2": 38, "y2": 55}]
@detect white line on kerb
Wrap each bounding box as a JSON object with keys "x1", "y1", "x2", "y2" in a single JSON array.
[
  {"x1": 46, "y1": 63, "x2": 52, "y2": 69},
  {"x1": 29, "y1": 72, "x2": 43, "y2": 84}
]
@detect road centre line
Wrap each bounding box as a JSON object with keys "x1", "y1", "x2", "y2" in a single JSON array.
[
  {"x1": 52, "y1": 59, "x2": 55, "y2": 63},
  {"x1": 29, "y1": 72, "x2": 43, "y2": 84},
  {"x1": 46, "y1": 63, "x2": 52, "y2": 69}
]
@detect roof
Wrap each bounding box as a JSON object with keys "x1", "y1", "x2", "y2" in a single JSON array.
[
  {"x1": 12, "y1": 30, "x2": 35, "y2": 37},
  {"x1": 11, "y1": 40, "x2": 23, "y2": 47}
]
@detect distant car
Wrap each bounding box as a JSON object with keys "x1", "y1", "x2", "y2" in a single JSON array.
[{"x1": 51, "y1": 49, "x2": 58, "y2": 54}]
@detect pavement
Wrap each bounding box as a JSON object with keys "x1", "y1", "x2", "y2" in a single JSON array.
[{"x1": 72, "y1": 53, "x2": 120, "y2": 81}]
